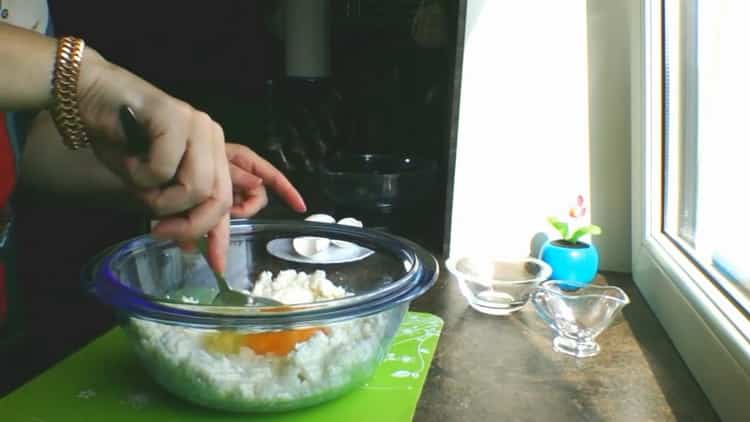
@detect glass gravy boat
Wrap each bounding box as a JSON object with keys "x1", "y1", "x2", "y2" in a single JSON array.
[{"x1": 532, "y1": 280, "x2": 630, "y2": 358}]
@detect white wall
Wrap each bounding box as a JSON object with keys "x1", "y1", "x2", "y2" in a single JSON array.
[
  {"x1": 449, "y1": 0, "x2": 632, "y2": 272},
  {"x1": 587, "y1": 0, "x2": 633, "y2": 272}
]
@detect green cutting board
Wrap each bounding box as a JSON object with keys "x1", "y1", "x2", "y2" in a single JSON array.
[{"x1": 0, "y1": 312, "x2": 442, "y2": 422}]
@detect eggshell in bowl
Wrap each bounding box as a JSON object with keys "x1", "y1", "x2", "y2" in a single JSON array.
[{"x1": 333, "y1": 217, "x2": 364, "y2": 248}]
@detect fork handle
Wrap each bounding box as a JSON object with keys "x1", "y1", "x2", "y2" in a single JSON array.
[
  {"x1": 195, "y1": 237, "x2": 231, "y2": 293},
  {"x1": 119, "y1": 105, "x2": 150, "y2": 156}
]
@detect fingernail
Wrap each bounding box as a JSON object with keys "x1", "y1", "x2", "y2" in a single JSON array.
[{"x1": 151, "y1": 220, "x2": 185, "y2": 239}]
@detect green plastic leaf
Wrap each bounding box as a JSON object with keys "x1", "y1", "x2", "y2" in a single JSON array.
[
  {"x1": 547, "y1": 216, "x2": 569, "y2": 239},
  {"x1": 569, "y1": 224, "x2": 602, "y2": 243}
]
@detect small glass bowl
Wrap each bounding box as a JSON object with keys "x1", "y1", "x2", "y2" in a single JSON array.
[
  {"x1": 446, "y1": 256, "x2": 552, "y2": 315},
  {"x1": 532, "y1": 280, "x2": 630, "y2": 358}
]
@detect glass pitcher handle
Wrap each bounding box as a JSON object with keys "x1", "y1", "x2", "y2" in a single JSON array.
[{"x1": 531, "y1": 288, "x2": 555, "y2": 328}]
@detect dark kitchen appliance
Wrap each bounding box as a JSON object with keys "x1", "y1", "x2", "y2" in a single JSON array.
[{"x1": 320, "y1": 153, "x2": 438, "y2": 212}]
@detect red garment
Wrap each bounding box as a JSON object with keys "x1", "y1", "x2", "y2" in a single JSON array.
[
  {"x1": 0, "y1": 113, "x2": 15, "y2": 208},
  {"x1": 0, "y1": 113, "x2": 15, "y2": 323}
]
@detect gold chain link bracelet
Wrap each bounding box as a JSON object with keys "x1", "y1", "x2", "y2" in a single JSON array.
[{"x1": 50, "y1": 36, "x2": 91, "y2": 150}]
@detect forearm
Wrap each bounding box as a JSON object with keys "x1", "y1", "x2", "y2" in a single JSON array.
[
  {"x1": 0, "y1": 21, "x2": 57, "y2": 110},
  {"x1": 19, "y1": 110, "x2": 135, "y2": 205}
]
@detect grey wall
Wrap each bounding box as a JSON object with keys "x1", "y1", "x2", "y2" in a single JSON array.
[{"x1": 587, "y1": 0, "x2": 633, "y2": 272}]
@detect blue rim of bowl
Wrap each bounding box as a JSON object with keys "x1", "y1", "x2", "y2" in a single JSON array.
[
  {"x1": 82, "y1": 219, "x2": 439, "y2": 329},
  {"x1": 445, "y1": 256, "x2": 552, "y2": 286}
]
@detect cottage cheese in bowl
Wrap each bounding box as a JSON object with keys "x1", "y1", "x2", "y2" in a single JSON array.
[{"x1": 128, "y1": 270, "x2": 397, "y2": 412}]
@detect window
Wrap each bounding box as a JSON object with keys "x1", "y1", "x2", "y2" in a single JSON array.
[
  {"x1": 663, "y1": 0, "x2": 750, "y2": 317},
  {"x1": 632, "y1": 1, "x2": 750, "y2": 420}
]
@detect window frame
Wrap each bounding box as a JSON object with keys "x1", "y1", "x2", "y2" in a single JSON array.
[
  {"x1": 661, "y1": 0, "x2": 750, "y2": 318},
  {"x1": 631, "y1": 1, "x2": 750, "y2": 420}
]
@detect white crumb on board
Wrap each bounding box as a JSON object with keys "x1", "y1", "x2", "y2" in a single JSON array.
[
  {"x1": 391, "y1": 370, "x2": 419, "y2": 378},
  {"x1": 76, "y1": 389, "x2": 96, "y2": 399},
  {"x1": 119, "y1": 392, "x2": 151, "y2": 409}
]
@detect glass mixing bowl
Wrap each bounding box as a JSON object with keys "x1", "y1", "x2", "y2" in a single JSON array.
[{"x1": 83, "y1": 219, "x2": 438, "y2": 412}]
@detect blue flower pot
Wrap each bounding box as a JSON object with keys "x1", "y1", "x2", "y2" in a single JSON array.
[{"x1": 539, "y1": 240, "x2": 599, "y2": 288}]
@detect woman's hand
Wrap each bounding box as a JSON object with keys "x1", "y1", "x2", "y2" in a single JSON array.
[
  {"x1": 74, "y1": 48, "x2": 234, "y2": 269},
  {"x1": 72, "y1": 48, "x2": 306, "y2": 272},
  {"x1": 225, "y1": 143, "x2": 307, "y2": 218}
]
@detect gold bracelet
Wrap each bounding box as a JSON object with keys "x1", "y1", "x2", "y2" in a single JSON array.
[{"x1": 50, "y1": 36, "x2": 91, "y2": 150}]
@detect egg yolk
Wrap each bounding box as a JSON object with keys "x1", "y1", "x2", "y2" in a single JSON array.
[
  {"x1": 202, "y1": 327, "x2": 329, "y2": 356},
  {"x1": 203, "y1": 305, "x2": 331, "y2": 356},
  {"x1": 203, "y1": 331, "x2": 244, "y2": 354},
  {"x1": 242, "y1": 327, "x2": 327, "y2": 356}
]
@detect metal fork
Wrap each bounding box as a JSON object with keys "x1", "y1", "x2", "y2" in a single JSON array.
[{"x1": 195, "y1": 237, "x2": 282, "y2": 307}]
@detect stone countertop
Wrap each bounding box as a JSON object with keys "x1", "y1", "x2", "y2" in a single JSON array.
[{"x1": 409, "y1": 269, "x2": 719, "y2": 422}]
